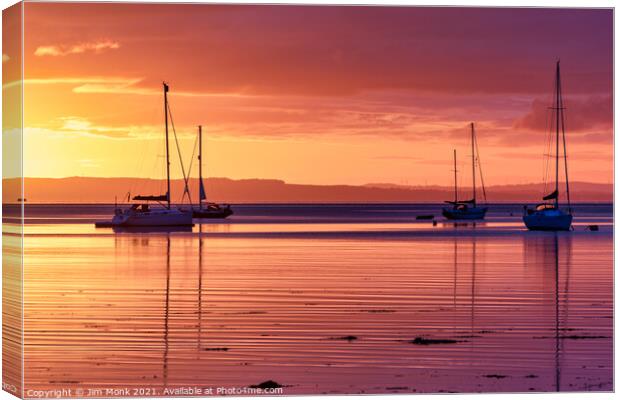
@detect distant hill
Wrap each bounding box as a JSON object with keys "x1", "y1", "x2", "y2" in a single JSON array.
[{"x1": 2, "y1": 177, "x2": 613, "y2": 204}]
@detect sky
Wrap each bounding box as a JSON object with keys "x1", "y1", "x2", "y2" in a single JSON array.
[{"x1": 5, "y1": 3, "x2": 613, "y2": 186}]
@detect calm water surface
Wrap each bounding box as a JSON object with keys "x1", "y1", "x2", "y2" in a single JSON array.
[{"x1": 14, "y1": 204, "x2": 613, "y2": 395}]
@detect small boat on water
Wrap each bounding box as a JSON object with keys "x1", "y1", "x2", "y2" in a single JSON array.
[
  {"x1": 523, "y1": 61, "x2": 573, "y2": 231},
  {"x1": 96, "y1": 203, "x2": 192, "y2": 228},
  {"x1": 442, "y1": 123, "x2": 488, "y2": 220},
  {"x1": 95, "y1": 83, "x2": 193, "y2": 228},
  {"x1": 189, "y1": 125, "x2": 233, "y2": 219}
]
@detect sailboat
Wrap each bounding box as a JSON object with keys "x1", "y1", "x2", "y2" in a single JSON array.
[
  {"x1": 95, "y1": 83, "x2": 193, "y2": 227},
  {"x1": 442, "y1": 123, "x2": 488, "y2": 220},
  {"x1": 190, "y1": 125, "x2": 233, "y2": 219},
  {"x1": 523, "y1": 61, "x2": 573, "y2": 231}
]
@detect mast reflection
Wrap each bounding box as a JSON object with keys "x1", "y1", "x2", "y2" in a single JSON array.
[
  {"x1": 524, "y1": 233, "x2": 572, "y2": 392},
  {"x1": 163, "y1": 234, "x2": 170, "y2": 386}
]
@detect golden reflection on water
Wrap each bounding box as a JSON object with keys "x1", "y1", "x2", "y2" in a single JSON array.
[
  {"x1": 21, "y1": 226, "x2": 612, "y2": 395},
  {"x1": 3, "y1": 232, "x2": 23, "y2": 397}
]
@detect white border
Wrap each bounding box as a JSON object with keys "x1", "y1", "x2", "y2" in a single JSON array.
[{"x1": 0, "y1": 1, "x2": 615, "y2": 400}]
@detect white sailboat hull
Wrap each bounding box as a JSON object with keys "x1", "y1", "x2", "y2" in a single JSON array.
[{"x1": 109, "y1": 209, "x2": 193, "y2": 227}]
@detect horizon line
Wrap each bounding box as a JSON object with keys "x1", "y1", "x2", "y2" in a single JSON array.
[{"x1": 5, "y1": 176, "x2": 614, "y2": 188}]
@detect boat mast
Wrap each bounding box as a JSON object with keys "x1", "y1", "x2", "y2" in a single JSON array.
[
  {"x1": 198, "y1": 125, "x2": 203, "y2": 211},
  {"x1": 471, "y1": 122, "x2": 476, "y2": 207},
  {"x1": 164, "y1": 82, "x2": 171, "y2": 210},
  {"x1": 453, "y1": 149, "x2": 458, "y2": 204},
  {"x1": 558, "y1": 63, "x2": 572, "y2": 214},
  {"x1": 554, "y1": 61, "x2": 560, "y2": 209}
]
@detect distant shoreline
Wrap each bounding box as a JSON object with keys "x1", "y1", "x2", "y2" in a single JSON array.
[
  {"x1": 4, "y1": 201, "x2": 614, "y2": 206},
  {"x1": 3, "y1": 177, "x2": 613, "y2": 204}
]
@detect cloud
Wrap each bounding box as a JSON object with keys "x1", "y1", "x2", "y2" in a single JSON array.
[
  {"x1": 72, "y1": 78, "x2": 150, "y2": 95},
  {"x1": 23, "y1": 77, "x2": 522, "y2": 144},
  {"x1": 23, "y1": 5, "x2": 612, "y2": 97},
  {"x1": 2, "y1": 54, "x2": 9, "y2": 63},
  {"x1": 57, "y1": 117, "x2": 133, "y2": 138},
  {"x1": 21, "y1": 75, "x2": 255, "y2": 99},
  {"x1": 4, "y1": 76, "x2": 140, "y2": 93},
  {"x1": 51, "y1": 117, "x2": 200, "y2": 140},
  {"x1": 495, "y1": 149, "x2": 612, "y2": 161},
  {"x1": 513, "y1": 95, "x2": 612, "y2": 132},
  {"x1": 24, "y1": 77, "x2": 139, "y2": 86},
  {"x1": 5, "y1": 76, "x2": 142, "y2": 93},
  {"x1": 78, "y1": 159, "x2": 101, "y2": 168},
  {"x1": 372, "y1": 155, "x2": 425, "y2": 161},
  {"x1": 71, "y1": 81, "x2": 253, "y2": 98},
  {"x1": 34, "y1": 40, "x2": 120, "y2": 57}
]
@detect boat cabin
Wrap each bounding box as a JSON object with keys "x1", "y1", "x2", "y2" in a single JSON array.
[
  {"x1": 131, "y1": 204, "x2": 151, "y2": 213},
  {"x1": 524, "y1": 203, "x2": 557, "y2": 215}
]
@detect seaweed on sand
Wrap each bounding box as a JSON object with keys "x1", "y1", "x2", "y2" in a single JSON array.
[
  {"x1": 409, "y1": 337, "x2": 464, "y2": 345},
  {"x1": 249, "y1": 380, "x2": 284, "y2": 389},
  {"x1": 330, "y1": 335, "x2": 358, "y2": 342},
  {"x1": 483, "y1": 374, "x2": 508, "y2": 379}
]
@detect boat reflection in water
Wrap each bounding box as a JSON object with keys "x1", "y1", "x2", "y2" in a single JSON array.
[
  {"x1": 111, "y1": 225, "x2": 194, "y2": 234},
  {"x1": 524, "y1": 233, "x2": 571, "y2": 392},
  {"x1": 449, "y1": 235, "x2": 478, "y2": 348},
  {"x1": 163, "y1": 234, "x2": 171, "y2": 387}
]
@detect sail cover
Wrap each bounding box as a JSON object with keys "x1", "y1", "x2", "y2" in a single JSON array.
[
  {"x1": 133, "y1": 193, "x2": 169, "y2": 202},
  {"x1": 542, "y1": 190, "x2": 558, "y2": 201},
  {"x1": 199, "y1": 180, "x2": 207, "y2": 201},
  {"x1": 444, "y1": 199, "x2": 475, "y2": 205},
  {"x1": 444, "y1": 199, "x2": 474, "y2": 205}
]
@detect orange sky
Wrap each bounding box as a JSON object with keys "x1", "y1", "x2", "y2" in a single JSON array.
[{"x1": 4, "y1": 4, "x2": 613, "y2": 186}]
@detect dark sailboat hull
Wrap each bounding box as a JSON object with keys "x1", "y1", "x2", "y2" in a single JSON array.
[
  {"x1": 523, "y1": 211, "x2": 572, "y2": 231},
  {"x1": 442, "y1": 206, "x2": 488, "y2": 220},
  {"x1": 192, "y1": 207, "x2": 233, "y2": 219}
]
